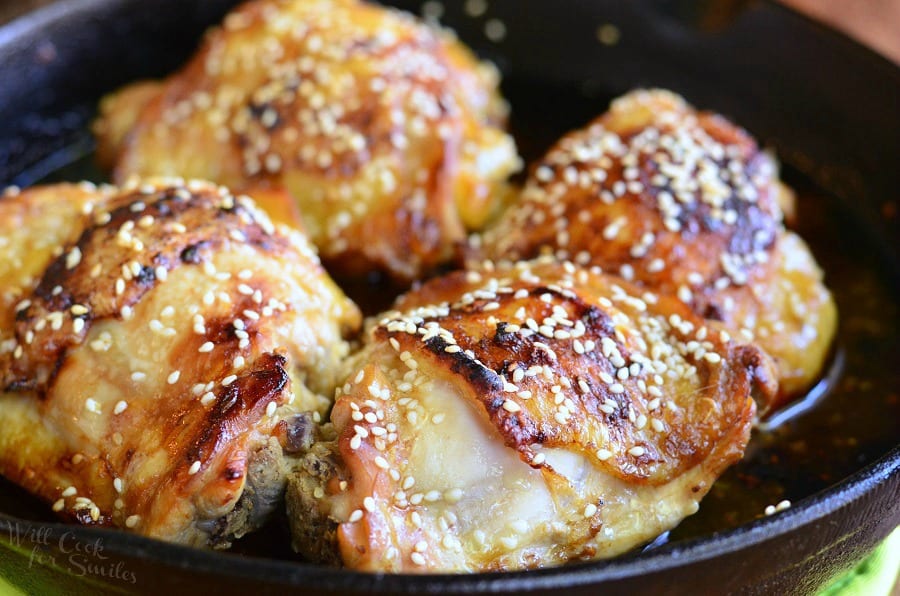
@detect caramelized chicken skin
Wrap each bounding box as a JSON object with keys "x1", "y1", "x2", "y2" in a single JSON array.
[
  {"x1": 94, "y1": 0, "x2": 520, "y2": 282},
  {"x1": 478, "y1": 89, "x2": 837, "y2": 405},
  {"x1": 0, "y1": 179, "x2": 360, "y2": 547},
  {"x1": 286, "y1": 258, "x2": 777, "y2": 572}
]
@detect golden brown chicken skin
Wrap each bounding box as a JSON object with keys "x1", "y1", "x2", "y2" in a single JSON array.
[
  {"x1": 286, "y1": 258, "x2": 777, "y2": 572},
  {"x1": 94, "y1": 0, "x2": 520, "y2": 282},
  {"x1": 478, "y1": 89, "x2": 836, "y2": 406},
  {"x1": 0, "y1": 179, "x2": 360, "y2": 547}
]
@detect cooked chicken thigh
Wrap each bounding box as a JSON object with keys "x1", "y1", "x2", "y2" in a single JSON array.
[
  {"x1": 286, "y1": 258, "x2": 777, "y2": 572},
  {"x1": 94, "y1": 0, "x2": 520, "y2": 281},
  {"x1": 0, "y1": 179, "x2": 360, "y2": 547},
  {"x1": 478, "y1": 90, "x2": 836, "y2": 404}
]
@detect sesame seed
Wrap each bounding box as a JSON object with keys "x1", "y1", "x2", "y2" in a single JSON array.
[
  {"x1": 125, "y1": 515, "x2": 140, "y2": 528},
  {"x1": 167, "y1": 370, "x2": 181, "y2": 384},
  {"x1": 61, "y1": 486, "x2": 77, "y2": 498},
  {"x1": 584, "y1": 503, "x2": 598, "y2": 517},
  {"x1": 410, "y1": 552, "x2": 427, "y2": 566},
  {"x1": 502, "y1": 400, "x2": 521, "y2": 413},
  {"x1": 222, "y1": 375, "x2": 237, "y2": 386},
  {"x1": 628, "y1": 446, "x2": 646, "y2": 457},
  {"x1": 445, "y1": 488, "x2": 463, "y2": 502},
  {"x1": 113, "y1": 401, "x2": 128, "y2": 415},
  {"x1": 348, "y1": 509, "x2": 364, "y2": 523},
  {"x1": 198, "y1": 341, "x2": 214, "y2": 353},
  {"x1": 65, "y1": 247, "x2": 82, "y2": 270},
  {"x1": 188, "y1": 461, "x2": 201, "y2": 475}
]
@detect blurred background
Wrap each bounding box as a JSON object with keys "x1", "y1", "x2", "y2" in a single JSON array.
[{"x1": 2, "y1": 0, "x2": 899, "y2": 64}]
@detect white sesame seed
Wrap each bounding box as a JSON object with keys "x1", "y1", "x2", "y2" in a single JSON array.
[
  {"x1": 61, "y1": 486, "x2": 77, "y2": 498},
  {"x1": 125, "y1": 515, "x2": 140, "y2": 528},
  {"x1": 445, "y1": 488, "x2": 463, "y2": 503},
  {"x1": 584, "y1": 503, "x2": 598, "y2": 518},
  {"x1": 502, "y1": 400, "x2": 521, "y2": 413},
  {"x1": 65, "y1": 247, "x2": 82, "y2": 270},
  {"x1": 167, "y1": 370, "x2": 181, "y2": 384},
  {"x1": 113, "y1": 400, "x2": 128, "y2": 415},
  {"x1": 188, "y1": 461, "x2": 201, "y2": 475},
  {"x1": 628, "y1": 446, "x2": 646, "y2": 457}
]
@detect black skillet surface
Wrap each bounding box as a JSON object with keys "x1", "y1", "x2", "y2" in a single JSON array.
[{"x1": 0, "y1": 0, "x2": 898, "y2": 594}]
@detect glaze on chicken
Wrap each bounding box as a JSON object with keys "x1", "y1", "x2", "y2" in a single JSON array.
[
  {"x1": 0, "y1": 180, "x2": 360, "y2": 547},
  {"x1": 94, "y1": 0, "x2": 520, "y2": 282},
  {"x1": 286, "y1": 258, "x2": 777, "y2": 571},
  {"x1": 478, "y1": 90, "x2": 837, "y2": 405}
]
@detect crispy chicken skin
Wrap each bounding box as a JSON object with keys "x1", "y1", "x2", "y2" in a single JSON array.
[
  {"x1": 94, "y1": 0, "x2": 520, "y2": 282},
  {"x1": 477, "y1": 90, "x2": 837, "y2": 405},
  {"x1": 286, "y1": 258, "x2": 777, "y2": 572},
  {"x1": 0, "y1": 180, "x2": 360, "y2": 547}
]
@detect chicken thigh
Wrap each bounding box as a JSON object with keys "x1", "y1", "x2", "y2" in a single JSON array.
[
  {"x1": 286, "y1": 258, "x2": 776, "y2": 571},
  {"x1": 478, "y1": 89, "x2": 836, "y2": 404},
  {"x1": 94, "y1": 0, "x2": 520, "y2": 282},
  {"x1": 0, "y1": 179, "x2": 360, "y2": 547}
]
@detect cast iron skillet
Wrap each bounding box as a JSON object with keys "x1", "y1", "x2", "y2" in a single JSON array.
[{"x1": 0, "y1": 1, "x2": 898, "y2": 594}]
